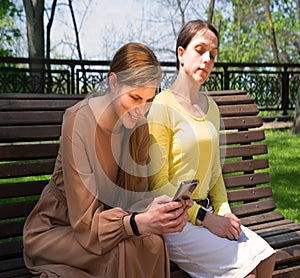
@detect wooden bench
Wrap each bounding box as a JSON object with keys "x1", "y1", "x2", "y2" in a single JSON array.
[{"x1": 0, "y1": 91, "x2": 299, "y2": 278}]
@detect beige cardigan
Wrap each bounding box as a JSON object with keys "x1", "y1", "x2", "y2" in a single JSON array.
[{"x1": 23, "y1": 97, "x2": 170, "y2": 278}]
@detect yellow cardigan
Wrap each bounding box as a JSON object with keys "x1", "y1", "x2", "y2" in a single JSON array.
[{"x1": 147, "y1": 90, "x2": 231, "y2": 224}]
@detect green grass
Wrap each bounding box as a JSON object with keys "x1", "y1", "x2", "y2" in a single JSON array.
[{"x1": 264, "y1": 128, "x2": 300, "y2": 223}]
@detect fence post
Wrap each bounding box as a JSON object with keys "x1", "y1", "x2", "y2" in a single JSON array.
[
  {"x1": 281, "y1": 66, "x2": 289, "y2": 116},
  {"x1": 70, "y1": 64, "x2": 75, "y2": 95},
  {"x1": 224, "y1": 66, "x2": 229, "y2": 90}
]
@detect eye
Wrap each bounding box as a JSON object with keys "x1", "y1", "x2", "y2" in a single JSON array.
[
  {"x1": 210, "y1": 50, "x2": 218, "y2": 60},
  {"x1": 146, "y1": 97, "x2": 155, "y2": 103},
  {"x1": 131, "y1": 95, "x2": 141, "y2": 101},
  {"x1": 195, "y1": 46, "x2": 206, "y2": 55}
]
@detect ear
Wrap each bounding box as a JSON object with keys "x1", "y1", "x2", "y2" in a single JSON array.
[
  {"x1": 109, "y1": 72, "x2": 118, "y2": 93},
  {"x1": 177, "y1": 46, "x2": 184, "y2": 61}
]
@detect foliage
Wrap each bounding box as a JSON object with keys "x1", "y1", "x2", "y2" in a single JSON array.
[
  {"x1": 0, "y1": 0, "x2": 22, "y2": 56},
  {"x1": 214, "y1": 0, "x2": 300, "y2": 63},
  {"x1": 2, "y1": 0, "x2": 300, "y2": 64}
]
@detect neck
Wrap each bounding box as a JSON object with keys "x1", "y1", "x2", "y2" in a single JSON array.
[
  {"x1": 95, "y1": 94, "x2": 122, "y2": 133},
  {"x1": 170, "y1": 73, "x2": 201, "y2": 101}
]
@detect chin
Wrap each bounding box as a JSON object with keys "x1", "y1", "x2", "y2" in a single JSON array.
[
  {"x1": 196, "y1": 77, "x2": 207, "y2": 85},
  {"x1": 123, "y1": 122, "x2": 136, "y2": 129},
  {"x1": 122, "y1": 118, "x2": 137, "y2": 129}
]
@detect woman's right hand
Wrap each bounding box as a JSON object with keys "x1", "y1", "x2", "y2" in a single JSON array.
[
  {"x1": 202, "y1": 212, "x2": 242, "y2": 240},
  {"x1": 135, "y1": 195, "x2": 192, "y2": 235}
]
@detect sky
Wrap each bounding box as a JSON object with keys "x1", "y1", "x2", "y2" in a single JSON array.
[
  {"x1": 16, "y1": 0, "x2": 218, "y2": 61},
  {"x1": 47, "y1": 0, "x2": 155, "y2": 60},
  {"x1": 16, "y1": 0, "x2": 153, "y2": 59}
]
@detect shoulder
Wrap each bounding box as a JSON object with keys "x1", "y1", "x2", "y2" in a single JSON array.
[
  {"x1": 152, "y1": 89, "x2": 173, "y2": 104},
  {"x1": 206, "y1": 94, "x2": 218, "y2": 110},
  {"x1": 206, "y1": 94, "x2": 220, "y2": 129},
  {"x1": 63, "y1": 98, "x2": 94, "y2": 130}
]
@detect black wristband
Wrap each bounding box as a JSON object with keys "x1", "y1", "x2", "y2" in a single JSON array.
[
  {"x1": 130, "y1": 212, "x2": 141, "y2": 236},
  {"x1": 196, "y1": 207, "x2": 207, "y2": 225}
]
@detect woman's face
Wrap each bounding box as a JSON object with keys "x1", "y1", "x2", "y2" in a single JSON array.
[
  {"x1": 178, "y1": 28, "x2": 218, "y2": 85},
  {"x1": 112, "y1": 84, "x2": 156, "y2": 129}
]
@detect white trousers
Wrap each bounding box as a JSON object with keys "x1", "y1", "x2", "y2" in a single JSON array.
[{"x1": 164, "y1": 222, "x2": 276, "y2": 278}]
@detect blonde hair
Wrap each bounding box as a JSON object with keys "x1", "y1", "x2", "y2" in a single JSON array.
[
  {"x1": 109, "y1": 43, "x2": 161, "y2": 195},
  {"x1": 109, "y1": 42, "x2": 162, "y2": 88}
]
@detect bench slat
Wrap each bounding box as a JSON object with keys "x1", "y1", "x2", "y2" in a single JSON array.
[
  {"x1": 257, "y1": 223, "x2": 300, "y2": 238},
  {"x1": 273, "y1": 265, "x2": 300, "y2": 278},
  {"x1": 0, "y1": 268, "x2": 33, "y2": 278},
  {"x1": 231, "y1": 199, "x2": 276, "y2": 217},
  {"x1": 218, "y1": 104, "x2": 259, "y2": 116},
  {"x1": 0, "y1": 160, "x2": 55, "y2": 178},
  {"x1": 265, "y1": 230, "x2": 300, "y2": 249},
  {"x1": 0, "y1": 92, "x2": 85, "y2": 100},
  {"x1": 0, "y1": 200, "x2": 38, "y2": 220},
  {"x1": 221, "y1": 144, "x2": 267, "y2": 158},
  {"x1": 212, "y1": 94, "x2": 254, "y2": 105},
  {"x1": 0, "y1": 111, "x2": 65, "y2": 125},
  {"x1": 0, "y1": 180, "x2": 47, "y2": 199},
  {"x1": 0, "y1": 220, "x2": 25, "y2": 239},
  {"x1": 0, "y1": 125, "x2": 61, "y2": 142},
  {"x1": 241, "y1": 211, "x2": 285, "y2": 227},
  {"x1": 0, "y1": 99, "x2": 80, "y2": 111},
  {"x1": 220, "y1": 129, "x2": 265, "y2": 145},
  {"x1": 0, "y1": 257, "x2": 26, "y2": 271},
  {"x1": 222, "y1": 116, "x2": 263, "y2": 129},
  {"x1": 248, "y1": 219, "x2": 294, "y2": 231},
  {"x1": 224, "y1": 172, "x2": 270, "y2": 188},
  {"x1": 227, "y1": 186, "x2": 273, "y2": 202},
  {"x1": 0, "y1": 144, "x2": 59, "y2": 161},
  {"x1": 0, "y1": 240, "x2": 23, "y2": 258},
  {"x1": 274, "y1": 244, "x2": 300, "y2": 266},
  {"x1": 209, "y1": 90, "x2": 246, "y2": 96},
  {"x1": 222, "y1": 158, "x2": 269, "y2": 174}
]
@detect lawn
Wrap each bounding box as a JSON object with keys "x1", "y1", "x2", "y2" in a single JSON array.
[{"x1": 264, "y1": 128, "x2": 300, "y2": 223}]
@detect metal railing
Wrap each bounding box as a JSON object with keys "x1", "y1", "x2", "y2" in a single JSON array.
[{"x1": 0, "y1": 57, "x2": 299, "y2": 115}]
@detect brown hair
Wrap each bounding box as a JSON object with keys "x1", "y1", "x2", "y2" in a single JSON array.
[
  {"x1": 109, "y1": 42, "x2": 162, "y2": 88},
  {"x1": 109, "y1": 43, "x2": 162, "y2": 194},
  {"x1": 175, "y1": 20, "x2": 219, "y2": 70}
]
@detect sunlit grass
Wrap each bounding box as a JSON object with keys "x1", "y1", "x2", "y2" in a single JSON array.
[{"x1": 264, "y1": 128, "x2": 300, "y2": 222}]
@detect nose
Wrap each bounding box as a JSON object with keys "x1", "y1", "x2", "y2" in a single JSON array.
[
  {"x1": 202, "y1": 50, "x2": 210, "y2": 62},
  {"x1": 135, "y1": 103, "x2": 149, "y2": 116}
]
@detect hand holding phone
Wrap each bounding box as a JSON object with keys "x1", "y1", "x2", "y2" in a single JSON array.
[{"x1": 172, "y1": 179, "x2": 199, "y2": 202}]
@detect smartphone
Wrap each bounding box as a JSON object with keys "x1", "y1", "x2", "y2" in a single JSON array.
[{"x1": 172, "y1": 179, "x2": 199, "y2": 202}]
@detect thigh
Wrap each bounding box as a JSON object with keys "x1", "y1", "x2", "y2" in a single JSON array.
[{"x1": 164, "y1": 223, "x2": 275, "y2": 278}]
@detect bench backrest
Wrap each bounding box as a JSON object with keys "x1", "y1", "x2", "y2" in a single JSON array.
[
  {"x1": 0, "y1": 91, "x2": 283, "y2": 274},
  {"x1": 209, "y1": 90, "x2": 284, "y2": 227}
]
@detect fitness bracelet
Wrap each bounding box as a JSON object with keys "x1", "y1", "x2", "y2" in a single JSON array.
[
  {"x1": 130, "y1": 212, "x2": 141, "y2": 236},
  {"x1": 196, "y1": 207, "x2": 207, "y2": 226}
]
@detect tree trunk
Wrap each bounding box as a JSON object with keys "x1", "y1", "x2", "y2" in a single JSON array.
[
  {"x1": 292, "y1": 0, "x2": 300, "y2": 134},
  {"x1": 292, "y1": 80, "x2": 300, "y2": 135},
  {"x1": 263, "y1": 0, "x2": 279, "y2": 63},
  {"x1": 46, "y1": 0, "x2": 57, "y2": 60},
  {"x1": 207, "y1": 0, "x2": 215, "y2": 24},
  {"x1": 68, "y1": 0, "x2": 86, "y2": 93},
  {"x1": 23, "y1": 0, "x2": 45, "y2": 93},
  {"x1": 46, "y1": 0, "x2": 57, "y2": 93}
]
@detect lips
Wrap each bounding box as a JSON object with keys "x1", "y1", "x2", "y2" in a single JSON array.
[
  {"x1": 128, "y1": 112, "x2": 139, "y2": 122},
  {"x1": 199, "y1": 67, "x2": 208, "y2": 73}
]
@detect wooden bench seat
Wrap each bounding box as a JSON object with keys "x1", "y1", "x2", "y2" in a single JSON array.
[{"x1": 0, "y1": 91, "x2": 299, "y2": 278}]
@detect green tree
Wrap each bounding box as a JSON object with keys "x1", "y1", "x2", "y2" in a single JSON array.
[
  {"x1": 0, "y1": 0, "x2": 22, "y2": 56},
  {"x1": 216, "y1": 0, "x2": 300, "y2": 63}
]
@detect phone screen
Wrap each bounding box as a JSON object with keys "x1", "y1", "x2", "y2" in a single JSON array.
[{"x1": 172, "y1": 179, "x2": 199, "y2": 202}]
